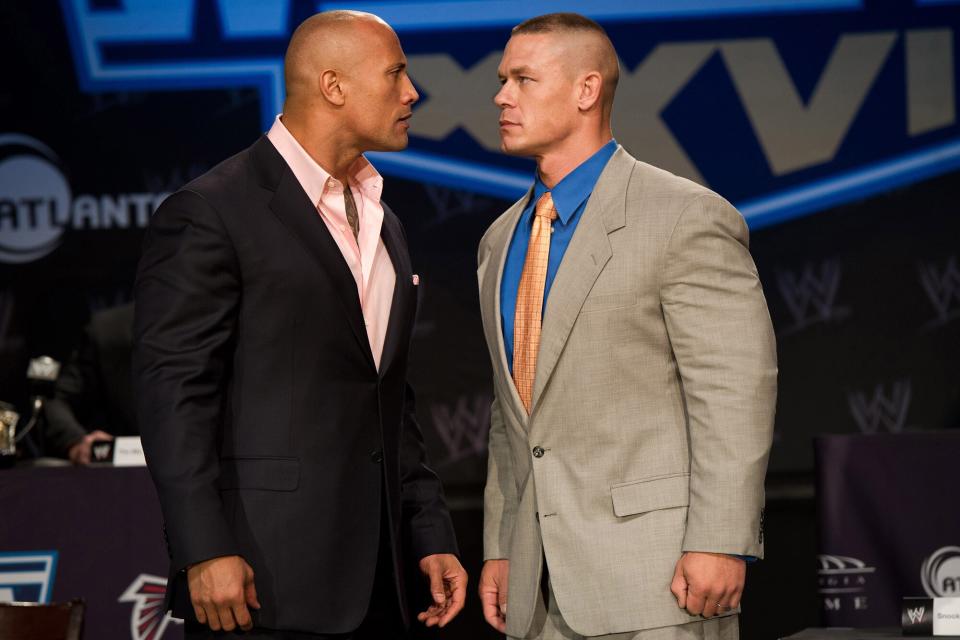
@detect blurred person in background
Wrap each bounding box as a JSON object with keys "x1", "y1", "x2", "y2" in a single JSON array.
[{"x1": 45, "y1": 303, "x2": 135, "y2": 465}]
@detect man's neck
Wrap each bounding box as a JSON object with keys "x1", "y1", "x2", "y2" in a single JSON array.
[
  {"x1": 536, "y1": 131, "x2": 613, "y2": 189},
  {"x1": 282, "y1": 113, "x2": 361, "y2": 184}
]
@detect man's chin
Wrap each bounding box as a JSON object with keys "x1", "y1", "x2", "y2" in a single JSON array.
[
  {"x1": 499, "y1": 139, "x2": 527, "y2": 157},
  {"x1": 370, "y1": 137, "x2": 408, "y2": 153}
]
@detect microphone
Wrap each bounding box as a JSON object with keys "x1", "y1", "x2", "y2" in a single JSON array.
[
  {"x1": 15, "y1": 356, "x2": 61, "y2": 445},
  {"x1": 26, "y1": 355, "x2": 60, "y2": 390}
]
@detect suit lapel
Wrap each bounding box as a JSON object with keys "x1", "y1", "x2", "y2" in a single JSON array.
[
  {"x1": 531, "y1": 148, "x2": 634, "y2": 412},
  {"x1": 481, "y1": 191, "x2": 531, "y2": 421},
  {"x1": 378, "y1": 206, "x2": 413, "y2": 378},
  {"x1": 258, "y1": 138, "x2": 376, "y2": 370}
]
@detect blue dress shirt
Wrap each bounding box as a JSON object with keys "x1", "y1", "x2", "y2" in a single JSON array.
[{"x1": 500, "y1": 139, "x2": 618, "y2": 373}]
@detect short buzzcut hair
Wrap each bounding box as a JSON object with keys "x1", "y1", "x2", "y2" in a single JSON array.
[
  {"x1": 513, "y1": 12, "x2": 606, "y2": 36},
  {"x1": 511, "y1": 13, "x2": 620, "y2": 97}
]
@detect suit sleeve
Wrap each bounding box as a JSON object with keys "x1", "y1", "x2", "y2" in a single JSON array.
[
  {"x1": 660, "y1": 194, "x2": 777, "y2": 559},
  {"x1": 399, "y1": 382, "x2": 459, "y2": 560},
  {"x1": 482, "y1": 397, "x2": 517, "y2": 560},
  {"x1": 132, "y1": 189, "x2": 242, "y2": 573}
]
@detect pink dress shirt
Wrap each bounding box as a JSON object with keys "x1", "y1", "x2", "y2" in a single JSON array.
[{"x1": 267, "y1": 115, "x2": 397, "y2": 369}]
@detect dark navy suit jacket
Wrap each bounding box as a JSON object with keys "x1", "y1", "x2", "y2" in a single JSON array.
[{"x1": 133, "y1": 135, "x2": 458, "y2": 634}]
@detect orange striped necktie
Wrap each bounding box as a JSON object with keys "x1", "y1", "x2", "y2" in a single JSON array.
[{"x1": 513, "y1": 191, "x2": 557, "y2": 414}]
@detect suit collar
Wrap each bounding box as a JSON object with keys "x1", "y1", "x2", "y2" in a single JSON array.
[
  {"x1": 254, "y1": 134, "x2": 416, "y2": 377},
  {"x1": 254, "y1": 137, "x2": 368, "y2": 371},
  {"x1": 481, "y1": 189, "x2": 533, "y2": 422},
  {"x1": 531, "y1": 146, "x2": 634, "y2": 414},
  {"x1": 251, "y1": 134, "x2": 286, "y2": 192},
  {"x1": 484, "y1": 147, "x2": 637, "y2": 423},
  {"x1": 377, "y1": 207, "x2": 414, "y2": 378},
  {"x1": 268, "y1": 165, "x2": 377, "y2": 370}
]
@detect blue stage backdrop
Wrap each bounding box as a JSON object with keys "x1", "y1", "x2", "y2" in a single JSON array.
[{"x1": 1, "y1": 0, "x2": 959, "y2": 486}]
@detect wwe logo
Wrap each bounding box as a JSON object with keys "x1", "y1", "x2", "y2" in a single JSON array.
[
  {"x1": 918, "y1": 256, "x2": 960, "y2": 328},
  {"x1": 430, "y1": 394, "x2": 491, "y2": 464},
  {"x1": 776, "y1": 260, "x2": 849, "y2": 334},
  {"x1": 847, "y1": 379, "x2": 912, "y2": 434},
  {"x1": 907, "y1": 606, "x2": 925, "y2": 624},
  {"x1": 119, "y1": 574, "x2": 182, "y2": 640},
  {"x1": 92, "y1": 442, "x2": 112, "y2": 462}
]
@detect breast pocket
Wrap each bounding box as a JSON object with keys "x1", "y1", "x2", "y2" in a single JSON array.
[{"x1": 610, "y1": 472, "x2": 689, "y2": 517}]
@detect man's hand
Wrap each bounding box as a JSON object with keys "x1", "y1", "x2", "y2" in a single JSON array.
[
  {"x1": 187, "y1": 555, "x2": 260, "y2": 632},
  {"x1": 478, "y1": 559, "x2": 509, "y2": 632},
  {"x1": 670, "y1": 552, "x2": 745, "y2": 618},
  {"x1": 67, "y1": 430, "x2": 113, "y2": 465},
  {"x1": 416, "y1": 553, "x2": 467, "y2": 628}
]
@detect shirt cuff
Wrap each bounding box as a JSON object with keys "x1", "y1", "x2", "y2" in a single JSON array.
[{"x1": 731, "y1": 554, "x2": 757, "y2": 563}]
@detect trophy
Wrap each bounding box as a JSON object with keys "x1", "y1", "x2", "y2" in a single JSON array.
[{"x1": 0, "y1": 401, "x2": 19, "y2": 468}]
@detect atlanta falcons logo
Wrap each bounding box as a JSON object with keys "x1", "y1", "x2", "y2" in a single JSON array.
[{"x1": 118, "y1": 574, "x2": 183, "y2": 640}]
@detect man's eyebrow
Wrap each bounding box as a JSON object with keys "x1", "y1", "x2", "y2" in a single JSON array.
[{"x1": 498, "y1": 65, "x2": 533, "y2": 79}]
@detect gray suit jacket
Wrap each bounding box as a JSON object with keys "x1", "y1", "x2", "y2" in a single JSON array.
[{"x1": 477, "y1": 147, "x2": 777, "y2": 637}]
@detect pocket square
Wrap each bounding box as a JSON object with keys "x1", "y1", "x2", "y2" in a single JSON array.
[{"x1": 412, "y1": 274, "x2": 420, "y2": 286}]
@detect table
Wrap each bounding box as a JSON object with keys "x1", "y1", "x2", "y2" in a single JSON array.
[{"x1": 0, "y1": 465, "x2": 183, "y2": 639}]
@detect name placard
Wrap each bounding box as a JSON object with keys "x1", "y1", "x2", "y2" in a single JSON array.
[{"x1": 112, "y1": 436, "x2": 147, "y2": 467}]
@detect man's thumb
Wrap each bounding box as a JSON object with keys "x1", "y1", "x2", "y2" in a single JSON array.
[
  {"x1": 670, "y1": 561, "x2": 688, "y2": 609},
  {"x1": 244, "y1": 564, "x2": 261, "y2": 609},
  {"x1": 429, "y1": 567, "x2": 446, "y2": 605}
]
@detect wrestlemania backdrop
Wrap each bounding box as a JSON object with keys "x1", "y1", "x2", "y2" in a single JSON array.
[{"x1": 2, "y1": 0, "x2": 959, "y2": 481}]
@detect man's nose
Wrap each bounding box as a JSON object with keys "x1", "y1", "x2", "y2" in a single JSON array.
[
  {"x1": 404, "y1": 76, "x2": 419, "y2": 104},
  {"x1": 494, "y1": 85, "x2": 510, "y2": 108}
]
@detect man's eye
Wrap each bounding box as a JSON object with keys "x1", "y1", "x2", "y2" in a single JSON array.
[{"x1": 518, "y1": 76, "x2": 531, "y2": 84}]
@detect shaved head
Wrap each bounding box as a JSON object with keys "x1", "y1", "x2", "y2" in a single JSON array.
[
  {"x1": 511, "y1": 13, "x2": 619, "y2": 118},
  {"x1": 278, "y1": 10, "x2": 418, "y2": 172},
  {"x1": 284, "y1": 10, "x2": 395, "y2": 102}
]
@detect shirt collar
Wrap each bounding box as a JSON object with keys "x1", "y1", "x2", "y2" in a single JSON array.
[
  {"x1": 266, "y1": 114, "x2": 384, "y2": 207},
  {"x1": 532, "y1": 138, "x2": 618, "y2": 225}
]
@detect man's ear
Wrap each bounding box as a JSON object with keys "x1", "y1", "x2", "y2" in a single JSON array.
[
  {"x1": 319, "y1": 69, "x2": 346, "y2": 106},
  {"x1": 577, "y1": 71, "x2": 603, "y2": 112}
]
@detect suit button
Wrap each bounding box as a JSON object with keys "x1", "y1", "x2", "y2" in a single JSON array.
[
  {"x1": 370, "y1": 449, "x2": 383, "y2": 463},
  {"x1": 532, "y1": 446, "x2": 544, "y2": 458}
]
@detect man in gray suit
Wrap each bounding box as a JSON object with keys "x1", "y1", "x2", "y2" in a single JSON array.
[{"x1": 476, "y1": 13, "x2": 777, "y2": 640}]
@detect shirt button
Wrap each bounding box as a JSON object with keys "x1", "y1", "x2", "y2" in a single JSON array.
[
  {"x1": 370, "y1": 449, "x2": 383, "y2": 464},
  {"x1": 532, "y1": 446, "x2": 545, "y2": 458}
]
